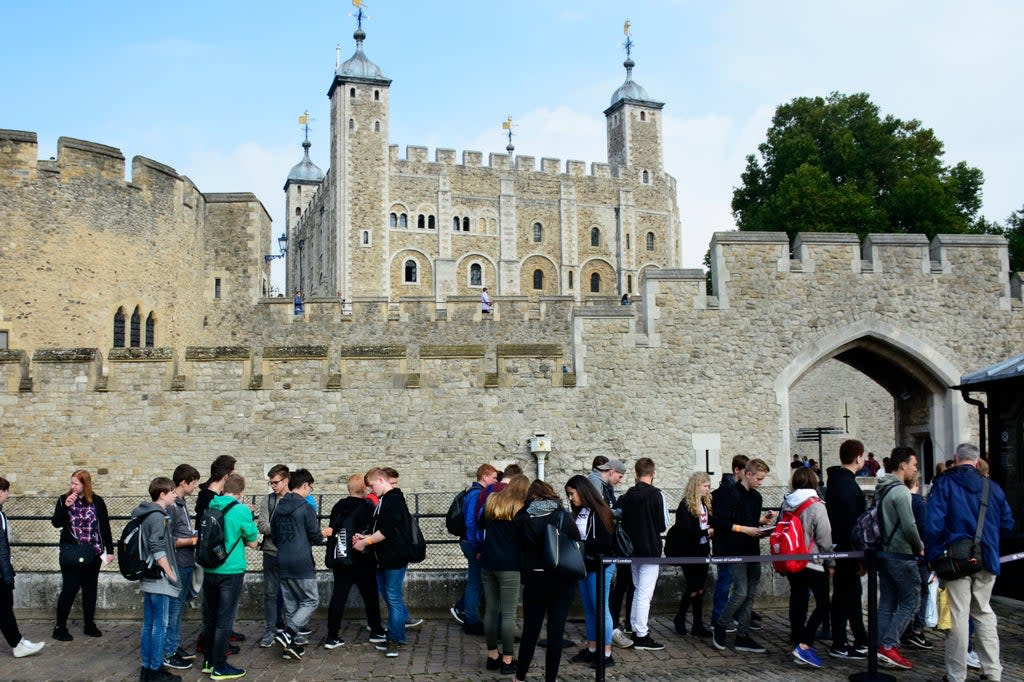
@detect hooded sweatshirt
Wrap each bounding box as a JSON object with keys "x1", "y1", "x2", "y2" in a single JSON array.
[
  {"x1": 270, "y1": 491, "x2": 324, "y2": 580},
  {"x1": 874, "y1": 474, "x2": 922, "y2": 556},
  {"x1": 824, "y1": 465, "x2": 865, "y2": 551},
  {"x1": 131, "y1": 501, "x2": 180, "y2": 597},
  {"x1": 204, "y1": 495, "x2": 259, "y2": 575},
  {"x1": 780, "y1": 489, "x2": 834, "y2": 571}
]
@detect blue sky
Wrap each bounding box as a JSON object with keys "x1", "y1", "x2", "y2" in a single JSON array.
[{"x1": 4, "y1": 1, "x2": 1021, "y2": 291}]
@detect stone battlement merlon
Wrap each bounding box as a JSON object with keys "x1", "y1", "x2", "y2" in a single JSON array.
[{"x1": 385, "y1": 143, "x2": 626, "y2": 179}]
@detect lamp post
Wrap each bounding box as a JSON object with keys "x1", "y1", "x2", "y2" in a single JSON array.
[{"x1": 263, "y1": 232, "x2": 288, "y2": 262}]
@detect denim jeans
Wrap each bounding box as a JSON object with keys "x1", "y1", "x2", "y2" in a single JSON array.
[
  {"x1": 281, "y1": 577, "x2": 319, "y2": 632},
  {"x1": 262, "y1": 553, "x2": 284, "y2": 634},
  {"x1": 718, "y1": 562, "x2": 761, "y2": 637},
  {"x1": 376, "y1": 567, "x2": 408, "y2": 644},
  {"x1": 459, "y1": 540, "x2": 483, "y2": 625},
  {"x1": 711, "y1": 563, "x2": 734, "y2": 625},
  {"x1": 141, "y1": 592, "x2": 171, "y2": 671},
  {"x1": 878, "y1": 558, "x2": 921, "y2": 649},
  {"x1": 164, "y1": 565, "x2": 192, "y2": 657},
  {"x1": 580, "y1": 564, "x2": 615, "y2": 646},
  {"x1": 201, "y1": 572, "x2": 244, "y2": 668}
]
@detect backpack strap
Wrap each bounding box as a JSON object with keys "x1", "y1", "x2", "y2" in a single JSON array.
[
  {"x1": 972, "y1": 477, "x2": 990, "y2": 548},
  {"x1": 220, "y1": 499, "x2": 243, "y2": 556},
  {"x1": 876, "y1": 484, "x2": 902, "y2": 547},
  {"x1": 793, "y1": 497, "x2": 818, "y2": 517}
]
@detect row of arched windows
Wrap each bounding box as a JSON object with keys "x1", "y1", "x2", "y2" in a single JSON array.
[
  {"x1": 113, "y1": 306, "x2": 155, "y2": 348},
  {"x1": 349, "y1": 87, "x2": 382, "y2": 101},
  {"x1": 402, "y1": 261, "x2": 605, "y2": 293},
  {"x1": 387, "y1": 216, "x2": 653, "y2": 251},
  {"x1": 389, "y1": 213, "x2": 437, "y2": 229}
]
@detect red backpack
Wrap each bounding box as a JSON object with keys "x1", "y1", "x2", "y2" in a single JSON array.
[{"x1": 769, "y1": 497, "x2": 819, "y2": 575}]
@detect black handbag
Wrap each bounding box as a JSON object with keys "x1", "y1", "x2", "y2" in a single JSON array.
[
  {"x1": 931, "y1": 478, "x2": 989, "y2": 581},
  {"x1": 542, "y1": 510, "x2": 586, "y2": 579},
  {"x1": 59, "y1": 541, "x2": 95, "y2": 569}
]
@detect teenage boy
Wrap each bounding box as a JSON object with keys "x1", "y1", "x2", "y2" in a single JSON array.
[
  {"x1": 825, "y1": 440, "x2": 868, "y2": 660},
  {"x1": 201, "y1": 474, "x2": 259, "y2": 681},
  {"x1": 710, "y1": 454, "x2": 749, "y2": 630},
  {"x1": 617, "y1": 457, "x2": 669, "y2": 651},
  {"x1": 163, "y1": 464, "x2": 200, "y2": 671},
  {"x1": 452, "y1": 463, "x2": 498, "y2": 635},
  {"x1": 0, "y1": 476, "x2": 45, "y2": 659},
  {"x1": 271, "y1": 469, "x2": 329, "y2": 660},
  {"x1": 133, "y1": 477, "x2": 181, "y2": 682},
  {"x1": 354, "y1": 467, "x2": 413, "y2": 657},
  {"x1": 256, "y1": 464, "x2": 289, "y2": 648},
  {"x1": 711, "y1": 458, "x2": 774, "y2": 654}
]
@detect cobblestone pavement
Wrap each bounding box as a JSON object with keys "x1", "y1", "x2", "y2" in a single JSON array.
[{"x1": 7, "y1": 599, "x2": 1023, "y2": 682}]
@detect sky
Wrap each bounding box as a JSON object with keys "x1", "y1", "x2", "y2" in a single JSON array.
[{"x1": 3, "y1": 1, "x2": 1021, "y2": 293}]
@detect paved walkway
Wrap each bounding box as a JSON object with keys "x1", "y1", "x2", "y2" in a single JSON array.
[{"x1": 8, "y1": 599, "x2": 1024, "y2": 681}]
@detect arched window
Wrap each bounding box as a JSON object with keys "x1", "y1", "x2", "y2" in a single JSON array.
[
  {"x1": 404, "y1": 260, "x2": 417, "y2": 283},
  {"x1": 428, "y1": 215, "x2": 435, "y2": 229},
  {"x1": 533, "y1": 269, "x2": 544, "y2": 290},
  {"x1": 113, "y1": 307, "x2": 125, "y2": 348},
  {"x1": 462, "y1": 217, "x2": 470, "y2": 232},
  {"x1": 642, "y1": 170, "x2": 649, "y2": 184},
  {"x1": 568, "y1": 271, "x2": 574, "y2": 290},
  {"x1": 470, "y1": 263, "x2": 482, "y2": 286},
  {"x1": 374, "y1": 89, "x2": 380, "y2": 101},
  {"x1": 626, "y1": 233, "x2": 631, "y2": 249},
  {"x1": 348, "y1": 118, "x2": 354, "y2": 130},
  {"x1": 349, "y1": 87, "x2": 356, "y2": 98},
  {"x1": 145, "y1": 312, "x2": 155, "y2": 347},
  {"x1": 362, "y1": 230, "x2": 370, "y2": 245},
  {"x1": 627, "y1": 275, "x2": 633, "y2": 293},
  {"x1": 417, "y1": 214, "x2": 425, "y2": 229},
  {"x1": 646, "y1": 232, "x2": 655, "y2": 251},
  {"x1": 130, "y1": 306, "x2": 141, "y2": 348},
  {"x1": 294, "y1": 207, "x2": 301, "y2": 217},
  {"x1": 399, "y1": 213, "x2": 408, "y2": 228},
  {"x1": 591, "y1": 227, "x2": 600, "y2": 247},
  {"x1": 533, "y1": 222, "x2": 542, "y2": 242},
  {"x1": 640, "y1": 111, "x2": 646, "y2": 121},
  {"x1": 452, "y1": 216, "x2": 461, "y2": 231},
  {"x1": 374, "y1": 121, "x2": 380, "y2": 132},
  {"x1": 389, "y1": 213, "x2": 398, "y2": 228},
  {"x1": 590, "y1": 273, "x2": 601, "y2": 293}
]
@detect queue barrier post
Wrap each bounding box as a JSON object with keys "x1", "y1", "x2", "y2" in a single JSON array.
[
  {"x1": 595, "y1": 554, "x2": 607, "y2": 682},
  {"x1": 849, "y1": 548, "x2": 895, "y2": 682}
]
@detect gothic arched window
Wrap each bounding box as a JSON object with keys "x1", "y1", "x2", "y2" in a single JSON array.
[
  {"x1": 470, "y1": 263, "x2": 482, "y2": 287},
  {"x1": 533, "y1": 222, "x2": 543, "y2": 243},
  {"x1": 533, "y1": 269, "x2": 544, "y2": 290},
  {"x1": 130, "y1": 306, "x2": 141, "y2": 348},
  {"x1": 113, "y1": 307, "x2": 125, "y2": 348},
  {"x1": 404, "y1": 260, "x2": 417, "y2": 283},
  {"x1": 646, "y1": 232, "x2": 655, "y2": 251},
  {"x1": 590, "y1": 273, "x2": 601, "y2": 293},
  {"x1": 389, "y1": 213, "x2": 398, "y2": 228},
  {"x1": 591, "y1": 227, "x2": 600, "y2": 247},
  {"x1": 145, "y1": 312, "x2": 155, "y2": 347}
]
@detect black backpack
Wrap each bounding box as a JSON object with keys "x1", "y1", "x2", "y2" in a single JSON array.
[
  {"x1": 196, "y1": 500, "x2": 241, "y2": 569},
  {"x1": 408, "y1": 513, "x2": 427, "y2": 564},
  {"x1": 445, "y1": 487, "x2": 470, "y2": 537},
  {"x1": 117, "y1": 509, "x2": 165, "y2": 581}
]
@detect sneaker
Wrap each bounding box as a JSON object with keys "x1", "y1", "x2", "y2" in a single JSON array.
[
  {"x1": 747, "y1": 619, "x2": 762, "y2": 632},
  {"x1": 281, "y1": 641, "x2": 304, "y2": 660},
  {"x1": 273, "y1": 629, "x2": 292, "y2": 648},
  {"x1": 735, "y1": 635, "x2": 767, "y2": 653},
  {"x1": 152, "y1": 670, "x2": 182, "y2": 682},
  {"x1": 201, "y1": 661, "x2": 214, "y2": 674},
  {"x1": 323, "y1": 637, "x2": 345, "y2": 649},
  {"x1": 852, "y1": 643, "x2": 869, "y2": 655},
  {"x1": 692, "y1": 624, "x2": 712, "y2": 638},
  {"x1": 52, "y1": 626, "x2": 73, "y2": 642},
  {"x1": 450, "y1": 605, "x2": 465, "y2": 624},
  {"x1": 590, "y1": 655, "x2": 615, "y2": 669},
  {"x1": 877, "y1": 645, "x2": 912, "y2": 670},
  {"x1": 500, "y1": 657, "x2": 519, "y2": 674},
  {"x1": 965, "y1": 649, "x2": 981, "y2": 669},
  {"x1": 12, "y1": 638, "x2": 45, "y2": 658},
  {"x1": 293, "y1": 634, "x2": 309, "y2": 646},
  {"x1": 712, "y1": 625, "x2": 727, "y2": 651},
  {"x1": 751, "y1": 610, "x2": 763, "y2": 623},
  {"x1": 406, "y1": 617, "x2": 424, "y2": 629},
  {"x1": 828, "y1": 645, "x2": 850, "y2": 659},
  {"x1": 226, "y1": 644, "x2": 239, "y2": 656},
  {"x1": 901, "y1": 631, "x2": 933, "y2": 650},
  {"x1": 569, "y1": 648, "x2": 596, "y2": 664},
  {"x1": 174, "y1": 647, "x2": 196, "y2": 661},
  {"x1": 229, "y1": 631, "x2": 246, "y2": 642},
  {"x1": 163, "y1": 653, "x2": 193, "y2": 670},
  {"x1": 725, "y1": 620, "x2": 738, "y2": 633},
  {"x1": 210, "y1": 664, "x2": 246, "y2": 680},
  {"x1": 793, "y1": 645, "x2": 823, "y2": 668},
  {"x1": 632, "y1": 635, "x2": 665, "y2": 651},
  {"x1": 368, "y1": 631, "x2": 388, "y2": 644},
  {"x1": 295, "y1": 627, "x2": 312, "y2": 637},
  {"x1": 377, "y1": 640, "x2": 402, "y2": 657},
  {"x1": 611, "y1": 628, "x2": 633, "y2": 648},
  {"x1": 258, "y1": 632, "x2": 275, "y2": 648},
  {"x1": 486, "y1": 656, "x2": 501, "y2": 671}
]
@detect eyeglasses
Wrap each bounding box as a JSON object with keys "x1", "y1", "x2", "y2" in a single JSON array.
[{"x1": 268, "y1": 478, "x2": 285, "y2": 486}]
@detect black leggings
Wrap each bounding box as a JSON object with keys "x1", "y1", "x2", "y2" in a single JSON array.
[
  {"x1": 326, "y1": 564, "x2": 382, "y2": 638},
  {"x1": 515, "y1": 571, "x2": 575, "y2": 682},
  {"x1": 788, "y1": 567, "x2": 830, "y2": 646},
  {"x1": 56, "y1": 555, "x2": 101, "y2": 628}
]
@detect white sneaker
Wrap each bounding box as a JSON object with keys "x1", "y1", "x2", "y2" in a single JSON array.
[
  {"x1": 611, "y1": 628, "x2": 633, "y2": 649},
  {"x1": 965, "y1": 649, "x2": 981, "y2": 669},
  {"x1": 13, "y1": 638, "x2": 45, "y2": 658}
]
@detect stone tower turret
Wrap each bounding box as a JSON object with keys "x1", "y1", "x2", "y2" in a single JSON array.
[
  {"x1": 284, "y1": 127, "x2": 324, "y2": 294},
  {"x1": 604, "y1": 51, "x2": 664, "y2": 182},
  {"x1": 327, "y1": 24, "x2": 392, "y2": 300}
]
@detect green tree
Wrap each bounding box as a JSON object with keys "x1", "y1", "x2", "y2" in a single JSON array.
[
  {"x1": 1002, "y1": 206, "x2": 1024, "y2": 273},
  {"x1": 732, "y1": 92, "x2": 985, "y2": 242}
]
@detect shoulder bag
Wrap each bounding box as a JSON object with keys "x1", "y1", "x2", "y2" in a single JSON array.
[
  {"x1": 930, "y1": 477, "x2": 989, "y2": 581},
  {"x1": 542, "y1": 510, "x2": 586, "y2": 579},
  {"x1": 59, "y1": 508, "x2": 96, "y2": 569}
]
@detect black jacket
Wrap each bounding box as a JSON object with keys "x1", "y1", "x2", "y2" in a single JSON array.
[
  {"x1": 710, "y1": 482, "x2": 762, "y2": 556},
  {"x1": 672, "y1": 500, "x2": 711, "y2": 557},
  {"x1": 370, "y1": 488, "x2": 412, "y2": 569},
  {"x1": 479, "y1": 516, "x2": 521, "y2": 572},
  {"x1": 328, "y1": 496, "x2": 375, "y2": 568},
  {"x1": 514, "y1": 501, "x2": 581, "y2": 573},
  {"x1": 51, "y1": 494, "x2": 114, "y2": 554},
  {"x1": 617, "y1": 482, "x2": 667, "y2": 557},
  {"x1": 578, "y1": 510, "x2": 615, "y2": 571},
  {"x1": 824, "y1": 466, "x2": 865, "y2": 551},
  {"x1": 0, "y1": 507, "x2": 14, "y2": 585},
  {"x1": 194, "y1": 485, "x2": 217, "y2": 527},
  {"x1": 270, "y1": 492, "x2": 324, "y2": 580}
]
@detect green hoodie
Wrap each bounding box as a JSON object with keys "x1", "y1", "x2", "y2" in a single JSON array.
[
  {"x1": 205, "y1": 494, "x2": 259, "y2": 575},
  {"x1": 875, "y1": 474, "x2": 923, "y2": 556}
]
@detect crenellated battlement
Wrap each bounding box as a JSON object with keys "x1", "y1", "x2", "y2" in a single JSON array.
[{"x1": 386, "y1": 143, "x2": 620, "y2": 180}]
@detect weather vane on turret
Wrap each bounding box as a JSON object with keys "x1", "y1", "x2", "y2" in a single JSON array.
[
  {"x1": 502, "y1": 116, "x2": 516, "y2": 156},
  {"x1": 298, "y1": 110, "x2": 314, "y2": 145},
  {"x1": 350, "y1": 0, "x2": 369, "y2": 31},
  {"x1": 623, "y1": 19, "x2": 633, "y2": 58}
]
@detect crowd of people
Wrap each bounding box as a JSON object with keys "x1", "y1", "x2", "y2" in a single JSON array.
[{"x1": 0, "y1": 441, "x2": 1015, "y2": 682}]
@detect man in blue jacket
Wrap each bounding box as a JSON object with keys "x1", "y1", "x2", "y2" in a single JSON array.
[
  {"x1": 451, "y1": 463, "x2": 497, "y2": 635},
  {"x1": 925, "y1": 443, "x2": 1014, "y2": 682}
]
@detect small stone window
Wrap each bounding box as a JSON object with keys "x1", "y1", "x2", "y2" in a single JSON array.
[
  {"x1": 374, "y1": 89, "x2": 380, "y2": 101},
  {"x1": 590, "y1": 273, "x2": 601, "y2": 293},
  {"x1": 568, "y1": 271, "x2": 574, "y2": 290},
  {"x1": 462, "y1": 217, "x2": 470, "y2": 232},
  {"x1": 399, "y1": 213, "x2": 408, "y2": 228},
  {"x1": 0, "y1": 330, "x2": 7, "y2": 351},
  {"x1": 452, "y1": 216, "x2": 461, "y2": 231},
  {"x1": 533, "y1": 269, "x2": 544, "y2": 290},
  {"x1": 640, "y1": 111, "x2": 646, "y2": 121},
  {"x1": 591, "y1": 227, "x2": 600, "y2": 247},
  {"x1": 533, "y1": 222, "x2": 542, "y2": 242},
  {"x1": 348, "y1": 118, "x2": 354, "y2": 130},
  {"x1": 145, "y1": 312, "x2": 155, "y2": 348},
  {"x1": 428, "y1": 215, "x2": 436, "y2": 229},
  {"x1": 294, "y1": 207, "x2": 301, "y2": 216},
  {"x1": 390, "y1": 213, "x2": 398, "y2": 228},
  {"x1": 349, "y1": 87, "x2": 356, "y2": 98},
  {"x1": 404, "y1": 260, "x2": 417, "y2": 283},
  {"x1": 374, "y1": 121, "x2": 381, "y2": 132},
  {"x1": 113, "y1": 307, "x2": 126, "y2": 348},
  {"x1": 130, "y1": 306, "x2": 141, "y2": 348},
  {"x1": 642, "y1": 170, "x2": 650, "y2": 184},
  {"x1": 470, "y1": 263, "x2": 482, "y2": 287},
  {"x1": 417, "y1": 214, "x2": 425, "y2": 229},
  {"x1": 214, "y1": 278, "x2": 222, "y2": 299},
  {"x1": 627, "y1": 275, "x2": 633, "y2": 293},
  {"x1": 646, "y1": 232, "x2": 655, "y2": 251},
  {"x1": 362, "y1": 230, "x2": 370, "y2": 245},
  {"x1": 626, "y1": 233, "x2": 631, "y2": 249}
]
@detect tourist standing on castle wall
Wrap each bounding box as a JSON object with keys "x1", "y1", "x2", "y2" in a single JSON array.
[
  {"x1": 452, "y1": 464, "x2": 498, "y2": 635},
  {"x1": 293, "y1": 290, "x2": 303, "y2": 315},
  {"x1": 353, "y1": 467, "x2": 413, "y2": 658},
  {"x1": 324, "y1": 474, "x2": 385, "y2": 649},
  {"x1": 511, "y1": 479, "x2": 580, "y2": 682},
  {"x1": 671, "y1": 471, "x2": 713, "y2": 638},
  {"x1": 0, "y1": 476, "x2": 46, "y2": 659},
  {"x1": 710, "y1": 455, "x2": 749, "y2": 630},
  {"x1": 617, "y1": 457, "x2": 669, "y2": 652},
  {"x1": 133, "y1": 476, "x2": 182, "y2": 682},
  {"x1": 711, "y1": 458, "x2": 774, "y2": 654},
  {"x1": 50, "y1": 469, "x2": 114, "y2": 642},
  {"x1": 480, "y1": 288, "x2": 491, "y2": 314},
  {"x1": 824, "y1": 439, "x2": 868, "y2": 660},
  {"x1": 256, "y1": 464, "x2": 289, "y2": 648},
  {"x1": 163, "y1": 464, "x2": 200, "y2": 671},
  {"x1": 480, "y1": 474, "x2": 529, "y2": 675}
]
